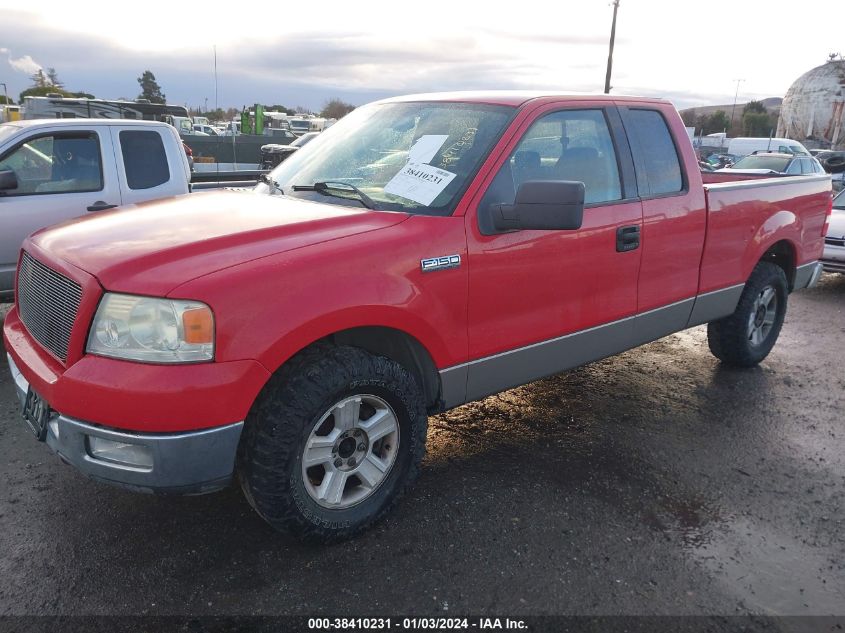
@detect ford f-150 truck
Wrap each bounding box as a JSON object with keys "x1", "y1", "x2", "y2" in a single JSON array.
[{"x1": 3, "y1": 92, "x2": 832, "y2": 542}]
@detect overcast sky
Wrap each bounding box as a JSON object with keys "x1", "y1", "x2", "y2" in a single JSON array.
[{"x1": 1, "y1": 0, "x2": 842, "y2": 112}]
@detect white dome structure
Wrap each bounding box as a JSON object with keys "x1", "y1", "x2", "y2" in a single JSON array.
[{"x1": 777, "y1": 58, "x2": 845, "y2": 149}]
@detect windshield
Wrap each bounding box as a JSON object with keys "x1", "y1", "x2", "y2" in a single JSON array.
[
  {"x1": 260, "y1": 101, "x2": 515, "y2": 215},
  {"x1": 834, "y1": 189, "x2": 845, "y2": 210},
  {"x1": 732, "y1": 155, "x2": 791, "y2": 171}
]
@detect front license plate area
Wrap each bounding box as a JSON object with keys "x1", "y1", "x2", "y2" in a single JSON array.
[{"x1": 22, "y1": 388, "x2": 51, "y2": 442}]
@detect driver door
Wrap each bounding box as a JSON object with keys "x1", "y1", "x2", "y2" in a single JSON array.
[{"x1": 462, "y1": 103, "x2": 643, "y2": 401}]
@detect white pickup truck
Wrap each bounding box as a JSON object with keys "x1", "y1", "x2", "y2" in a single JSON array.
[{"x1": 0, "y1": 119, "x2": 191, "y2": 299}]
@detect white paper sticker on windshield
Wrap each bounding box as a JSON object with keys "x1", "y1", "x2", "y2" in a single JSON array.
[
  {"x1": 384, "y1": 162, "x2": 457, "y2": 206},
  {"x1": 408, "y1": 134, "x2": 449, "y2": 164}
]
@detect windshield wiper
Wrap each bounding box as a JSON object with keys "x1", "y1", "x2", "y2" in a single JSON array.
[
  {"x1": 292, "y1": 181, "x2": 375, "y2": 209},
  {"x1": 259, "y1": 173, "x2": 283, "y2": 194}
]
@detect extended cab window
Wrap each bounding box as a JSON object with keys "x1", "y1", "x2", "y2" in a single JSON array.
[
  {"x1": 0, "y1": 132, "x2": 103, "y2": 196},
  {"x1": 481, "y1": 109, "x2": 622, "y2": 210},
  {"x1": 627, "y1": 109, "x2": 683, "y2": 195},
  {"x1": 120, "y1": 130, "x2": 170, "y2": 190}
]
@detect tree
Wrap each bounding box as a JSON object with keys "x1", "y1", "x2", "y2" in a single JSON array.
[
  {"x1": 706, "y1": 110, "x2": 731, "y2": 135},
  {"x1": 294, "y1": 105, "x2": 310, "y2": 114},
  {"x1": 742, "y1": 112, "x2": 775, "y2": 137},
  {"x1": 137, "y1": 70, "x2": 166, "y2": 104},
  {"x1": 29, "y1": 69, "x2": 49, "y2": 88},
  {"x1": 320, "y1": 98, "x2": 355, "y2": 120},
  {"x1": 743, "y1": 100, "x2": 766, "y2": 115},
  {"x1": 680, "y1": 108, "x2": 697, "y2": 128},
  {"x1": 19, "y1": 86, "x2": 94, "y2": 102},
  {"x1": 46, "y1": 68, "x2": 63, "y2": 88},
  {"x1": 19, "y1": 86, "x2": 70, "y2": 102},
  {"x1": 0, "y1": 95, "x2": 13, "y2": 105},
  {"x1": 190, "y1": 107, "x2": 229, "y2": 122},
  {"x1": 265, "y1": 104, "x2": 291, "y2": 114}
]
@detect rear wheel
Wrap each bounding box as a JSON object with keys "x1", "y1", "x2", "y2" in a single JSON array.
[
  {"x1": 237, "y1": 345, "x2": 427, "y2": 542},
  {"x1": 707, "y1": 262, "x2": 788, "y2": 367}
]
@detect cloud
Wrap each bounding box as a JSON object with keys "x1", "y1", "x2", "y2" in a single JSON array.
[
  {"x1": 480, "y1": 28, "x2": 621, "y2": 47},
  {"x1": 3, "y1": 49, "x2": 43, "y2": 75}
]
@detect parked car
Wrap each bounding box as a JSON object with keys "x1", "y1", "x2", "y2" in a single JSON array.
[
  {"x1": 192, "y1": 124, "x2": 219, "y2": 136},
  {"x1": 4, "y1": 92, "x2": 829, "y2": 542},
  {"x1": 259, "y1": 132, "x2": 320, "y2": 170},
  {"x1": 0, "y1": 119, "x2": 191, "y2": 299},
  {"x1": 262, "y1": 128, "x2": 297, "y2": 143},
  {"x1": 719, "y1": 152, "x2": 826, "y2": 175},
  {"x1": 727, "y1": 137, "x2": 810, "y2": 157},
  {"x1": 822, "y1": 188, "x2": 845, "y2": 273}
]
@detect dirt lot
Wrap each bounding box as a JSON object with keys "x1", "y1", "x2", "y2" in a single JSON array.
[{"x1": 0, "y1": 276, "x2": 843, "y2": 622}]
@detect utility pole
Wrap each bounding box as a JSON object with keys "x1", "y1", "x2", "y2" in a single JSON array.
[
  {"x1": 730, "y1": 78, "x2": 745, "y2": 133},
  {"x1": 604, "y1": 0, "x2": 620, "y2": 94},
  {"x1": 0, "y1": 83, "x2": 8, "y2": 105}
]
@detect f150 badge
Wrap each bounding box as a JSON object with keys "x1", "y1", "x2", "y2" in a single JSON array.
[{"x1": 421, "y1": 254, "x2": 461, "y2": 272}]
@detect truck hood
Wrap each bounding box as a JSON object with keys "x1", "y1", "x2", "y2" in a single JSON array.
[{"x1": 29, "y1": 190, "x2": 409, "y2": 295}]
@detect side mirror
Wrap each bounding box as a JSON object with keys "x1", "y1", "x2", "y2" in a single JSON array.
[
  {"x1": 491, "y1": 180, "x2": 584, "y2": 232},
  {"x1": 0, "y1": 170, "x2": 18, "y2": 193}
]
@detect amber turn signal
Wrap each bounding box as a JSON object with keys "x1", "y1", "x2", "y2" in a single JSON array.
[{"x1": 182, "y1": 307, "x2": 214, "y2": 344}]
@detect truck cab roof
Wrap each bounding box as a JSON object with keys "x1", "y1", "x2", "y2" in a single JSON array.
[
  {"x1": 378, "y1": 91, "x2": 670, "y2": 107},
  {"x1": 2, "y1": 119, "x2": 177, "y2": 130}
]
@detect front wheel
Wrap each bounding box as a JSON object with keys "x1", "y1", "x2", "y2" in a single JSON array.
[
  {"x1": 707, "y1": 262, "x2": 788, "y2": 367},
  {"x1": 237, "y1": 345, "x2": 428, "y2": 542}
]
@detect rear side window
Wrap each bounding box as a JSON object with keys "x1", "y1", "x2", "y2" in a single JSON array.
[
  {"x1": 628, "y1": 109, "x2": 683, "y2": 195},
  {"x1": 119, "y1": 130, "x2": 169, "y2": 189}
]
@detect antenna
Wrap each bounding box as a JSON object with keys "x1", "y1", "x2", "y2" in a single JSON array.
[{"x1": 213, "y1": 45, "x2": 218, "y2": 112}]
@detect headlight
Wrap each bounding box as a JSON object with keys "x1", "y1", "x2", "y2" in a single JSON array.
[{"x1": 86, "y1": 293, "x2": 214, "y2": 363}]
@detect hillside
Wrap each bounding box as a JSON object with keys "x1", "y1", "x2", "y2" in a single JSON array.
[{"x1": 680, "y1": 97, "x2": 782, "y2": 120}]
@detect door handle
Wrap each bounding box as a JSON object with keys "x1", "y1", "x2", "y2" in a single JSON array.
[
  {"x1": 616, "y1": 225, "x2": 640, "y2": 252},
  {"x1": 87, "y1": 201, "x2": 118, "y2": 212}
]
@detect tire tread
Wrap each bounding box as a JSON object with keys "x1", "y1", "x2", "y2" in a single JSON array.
[
  {"x1": 707, "y1": 262, "x2": 788, "y2": 367},
  {"x1": 238, "y1": 344, "x2": 427, "y2": 542}
]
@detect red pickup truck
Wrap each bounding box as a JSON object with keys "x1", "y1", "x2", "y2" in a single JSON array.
[{"x1": 4, "y1": 93, "x2": 831, "y2": 541}]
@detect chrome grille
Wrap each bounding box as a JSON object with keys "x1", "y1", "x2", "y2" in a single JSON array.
[
  {"x1": 17, "y1": 252, "x2": 82, "y2": 362},
  {"x1": 825, "y1": 237, "x2": 845, "y2": 247}
]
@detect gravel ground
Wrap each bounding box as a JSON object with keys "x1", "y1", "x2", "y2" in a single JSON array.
[{"x1": 0, "y1": 276, "x2": 843, "y2": 623}]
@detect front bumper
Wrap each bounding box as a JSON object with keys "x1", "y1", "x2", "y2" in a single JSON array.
[{"x1": 8, "y1": 353, "x2": 244, "y2": 494}]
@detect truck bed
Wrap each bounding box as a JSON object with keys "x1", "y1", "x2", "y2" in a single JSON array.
[{"x1": 700, "y1": 174, "x2": 830, "y2": 294}]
